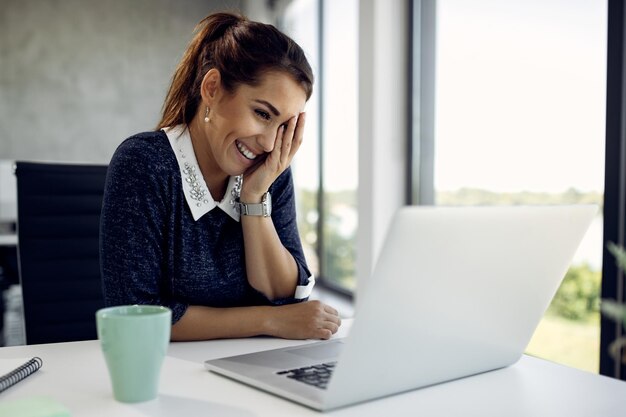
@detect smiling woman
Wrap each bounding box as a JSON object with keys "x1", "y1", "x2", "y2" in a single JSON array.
[
  {"x1": 100, "y1": 11, "x2": 341, "y2": 342},
  {"x1": 187, "y1": 69, "x2": 307, "y2": 203}
]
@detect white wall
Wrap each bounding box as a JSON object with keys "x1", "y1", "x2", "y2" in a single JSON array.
[
  {"x1": 0, "y1": 0, "x2": 244, "y2": 224},
  {"x1": 0, "y1": 0, "x2": 242, "y2": 164}
]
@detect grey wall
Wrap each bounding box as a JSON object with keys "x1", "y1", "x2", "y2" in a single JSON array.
[{"x1": 0, "y1": 0, "x2": 242, "y2": 164}]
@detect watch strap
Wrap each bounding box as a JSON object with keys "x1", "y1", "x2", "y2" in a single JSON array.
[
  {"x1": 237, "y1": 191, "x2": 271, "y2": 217},
  {"x1": 238, "y1": 201, "x2": 265, "y2": 216}
]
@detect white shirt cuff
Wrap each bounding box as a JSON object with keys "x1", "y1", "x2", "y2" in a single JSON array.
[{"x1": 294, "y1": 274, "x2": 315, "y2": 299}]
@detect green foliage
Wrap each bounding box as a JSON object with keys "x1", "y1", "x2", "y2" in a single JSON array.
[
  {"x1": 436, "y1": 187, "x2": 603, "y2": 209},
  {"x1": 296, "y1": 186, "x2": 605, "y2": 297},
  {"x1": 601, "y1": 243, "x2": 626, "y2": 364},
  {"x1": 601, "y1": 299, "x2": 626, "y2": 329},
  {"x1": 548, "y1": 263, "x2": 601, "y2": 321},
  {"x1": 296, "y1": 188, "x2": 358, "y2": 289},
  {"x1": 324, "y1": 225, "x2": 356, "y2": 290},
  {"x1": 602, "y1": 243, "x2": 626, "y2": 329},
  {"x1": 607, "y1": 242, "x2": 626, "y2": 271}
]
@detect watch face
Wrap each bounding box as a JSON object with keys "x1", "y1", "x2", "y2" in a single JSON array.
[{"x1": 263, "y1": 191, "x2": 272, "y2": 216}]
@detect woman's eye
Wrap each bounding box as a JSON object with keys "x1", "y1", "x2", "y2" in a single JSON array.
[{"x1": 255, "y1": 109, "x2": 271, "y2": 121}]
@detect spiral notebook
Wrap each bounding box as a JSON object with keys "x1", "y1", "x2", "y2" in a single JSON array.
[{"x1": 0, "y1": 357, "x2": 43, "y2": 393}]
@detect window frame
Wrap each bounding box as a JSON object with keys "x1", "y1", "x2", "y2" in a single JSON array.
[
  {"x1": 409, "y1": 0, "x2": 437, "y2": 206},
  {"x1": 600, "y1": 0, "x2": 626, "y2": 380},
  {"x1": 287, "y1": 0, "x2": 410, "y2": 295}
]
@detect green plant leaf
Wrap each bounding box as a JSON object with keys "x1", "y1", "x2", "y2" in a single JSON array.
[
  {"x1": 608, "y1": 336, "x2": 626, "y2": 364},
  {"x1": 601, "y1": 299, "x2": 626, "y2": 328},
  {"x1": 607, "y1": 242, "x2": 626, "y2": 271}
]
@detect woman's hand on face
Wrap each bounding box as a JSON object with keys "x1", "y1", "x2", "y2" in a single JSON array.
[
  {"x1": 266, "y1": 300, "x2": 342, "y2": 340},
  {"x1": 240, "y1": 112, "x2": 306, "y2": 202}
]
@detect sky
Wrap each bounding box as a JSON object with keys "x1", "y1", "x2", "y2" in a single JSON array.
[
  {"x1": 284, "y1": 0, "x2": 608, "y2": 194},
  {"x1": 434, "y1": 0, "x2": 607, "y2": 193}
]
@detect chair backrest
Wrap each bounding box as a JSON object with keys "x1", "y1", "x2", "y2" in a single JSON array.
[{"x1": 15, "y1": 161, "x2": 108, "y2": 344}]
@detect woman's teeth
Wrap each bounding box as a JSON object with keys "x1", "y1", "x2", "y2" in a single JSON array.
[{"x1": 237, "y1": 141, "x2": 257, "y2": 160}]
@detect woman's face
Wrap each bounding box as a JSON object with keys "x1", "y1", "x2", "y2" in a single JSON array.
[{"x1": 201, "y1": 70, "x2": 307, "y2": 178}]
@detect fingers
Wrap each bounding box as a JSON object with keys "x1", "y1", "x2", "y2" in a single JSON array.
[
  {"x1": 241, "y1": 114, "x2": 303, "y2": 199},
  {"x1": 318, "y1": 329, "x2": 333, "y2": 340},
  {"x1": 269, "y1": 300, "x2": 342, "y2": 340},
  {"x1": 274, "y1": 112, "x2": 305, "y2": 166},
  {"x1": 271, "y1": 125, "x2": 285, "y2": 161},
  {"x1": 319, "y1": 319, "x2": 340, "y2": 338},
  {"x1": 288, "y1": 112, "x2": 305, "y2": 160},
  {"x1": 280, "y1": 117, "x2": 295, "y2": 163},
  {"x1": 324, "y1": 303, "x2": 339, "y2": 317},
  {"x1": 309, "y1": 300, "x2": 341, "y2": 339}
]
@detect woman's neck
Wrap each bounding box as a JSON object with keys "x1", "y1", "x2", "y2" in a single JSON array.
[{"x1": 187, "y1": 116, "x2": 229, "y2": 202}]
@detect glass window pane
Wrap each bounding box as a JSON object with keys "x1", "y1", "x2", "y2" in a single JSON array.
[
  {"x1": 283, "y1": 0, "x2": 321, "y2": 278},
  {"x1": 284, "y1": 0, "x2": 359, "y2": 291},
  {"x1": 321, "y1": 0, "x2": 359, "y2": 290},
  {"x1": 434, "y1": 0, "x2": 607, "y2": 373}
]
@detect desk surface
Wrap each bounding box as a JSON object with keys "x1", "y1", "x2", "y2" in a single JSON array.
[{"x1": 1, "y1": 319, "x2": 626, "y2": 416}]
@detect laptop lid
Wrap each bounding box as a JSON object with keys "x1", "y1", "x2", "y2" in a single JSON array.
[
  {"x1": 206, "y1": 205, "x2": 596, "y2": 411},
  {"x1": 323, "y1": 204, "x2": 596, "y2": 408}
]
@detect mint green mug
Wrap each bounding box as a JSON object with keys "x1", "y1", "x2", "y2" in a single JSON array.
[{"x1": 96, "y1": 305, "x2": 171, "y2": 403}]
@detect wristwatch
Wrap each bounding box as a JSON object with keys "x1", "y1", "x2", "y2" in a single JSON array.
[{"x1": 237, "y1": 191, "x2": 272, "y2": 217}]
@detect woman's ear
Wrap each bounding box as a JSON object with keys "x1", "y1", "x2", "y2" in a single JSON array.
[{"x1": 200, "y1": 68, "x2": 221, "y2": 106}]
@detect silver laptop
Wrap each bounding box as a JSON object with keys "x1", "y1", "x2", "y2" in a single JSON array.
[{"x1": 205, "y1": 205, "x2": 596, "y2": 411}]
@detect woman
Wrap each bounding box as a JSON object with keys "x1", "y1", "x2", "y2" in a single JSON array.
[{"x1": 100, "y1": 12, "x2": 341, "y2": 341}]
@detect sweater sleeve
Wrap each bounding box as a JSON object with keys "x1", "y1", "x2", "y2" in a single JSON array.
[
  {"x1": 100, "y1": 136, "x2": 187, "y2": 323},
  {"x1": 264, "y1": 167, "x2": 315, "y2": 305}
]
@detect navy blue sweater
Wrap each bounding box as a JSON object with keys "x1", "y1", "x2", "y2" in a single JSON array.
[{"x1": 100, "y1": 131, "x2": 311, "y2": 323}]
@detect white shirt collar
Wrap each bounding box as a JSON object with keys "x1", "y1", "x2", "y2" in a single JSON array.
[{"x1": 163, "y1": 125, "x2": 240, "y2": 222}]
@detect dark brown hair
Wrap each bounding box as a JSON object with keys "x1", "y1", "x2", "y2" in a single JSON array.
[{"x1": 156, "y1": 12, "x2": 314, "y2": 130}]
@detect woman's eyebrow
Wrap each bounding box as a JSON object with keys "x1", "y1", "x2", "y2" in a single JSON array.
[{"x1": 253, "y1": 99, "x2": 281, "y2": 116}]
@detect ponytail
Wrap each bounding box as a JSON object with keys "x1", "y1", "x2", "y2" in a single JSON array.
[{"x1": 156, "y1": 12, "x2": 313, "y2": 130}]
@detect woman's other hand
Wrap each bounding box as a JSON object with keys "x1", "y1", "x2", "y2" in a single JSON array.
[{"x1": 265, "y1": 300, "x2": 341, "y2": 340}]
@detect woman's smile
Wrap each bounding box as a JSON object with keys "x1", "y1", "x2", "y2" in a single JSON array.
[{"x1": 236, "y1": 140, "x2": 259, "y2": 160}]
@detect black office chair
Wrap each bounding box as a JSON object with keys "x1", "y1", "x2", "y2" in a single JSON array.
[{"x1": 15, "y1": 161, "x2": 108, "y2": 344}]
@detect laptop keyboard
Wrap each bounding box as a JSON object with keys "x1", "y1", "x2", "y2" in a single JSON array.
[{"x1": 276, "y1": 361, "x2": 337, "y2": 389}]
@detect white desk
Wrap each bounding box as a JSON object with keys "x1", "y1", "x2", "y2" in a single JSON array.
[{"x1": 1, "y1": 320, "x2": 626, "y2": 416}]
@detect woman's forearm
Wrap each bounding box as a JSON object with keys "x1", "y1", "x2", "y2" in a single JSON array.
[
  {"x1": 170, "y1": 301, "x2": 341, "y2": 341},
  {"x1": 240, "y1": 215, "x2": 299, "y2": 300},
  {"x1": 170, "y1": 305, "x2": 273, "y2": 341}
]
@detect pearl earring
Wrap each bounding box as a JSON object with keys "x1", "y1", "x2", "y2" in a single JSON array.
[{"x1": 204, "y1": 107, "x2": 210, "y2": 123}]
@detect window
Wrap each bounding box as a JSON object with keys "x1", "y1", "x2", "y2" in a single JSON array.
[
  {"x1": 283, "y1": 0, "x2": 359, "y2": 293},
  {"x1": 600, "y1": 0, "x2": 626, "y2": 379},
  {"x1": 422, "y1": 0, "x2": 607, "y2": 373}
]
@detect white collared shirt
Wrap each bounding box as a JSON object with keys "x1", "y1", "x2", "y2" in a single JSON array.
[{"x1": 163, "y1": 125, "x2": 241, "y2": 222}]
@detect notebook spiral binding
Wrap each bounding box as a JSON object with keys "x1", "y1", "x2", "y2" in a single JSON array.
[{"x1": 0, "y1": 357, "x2": 43, "y2": 393}]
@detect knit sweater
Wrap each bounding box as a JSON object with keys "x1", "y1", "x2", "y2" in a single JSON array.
[{"x1": 99, "y1": 130, "x2": 312, "y2": 324}]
